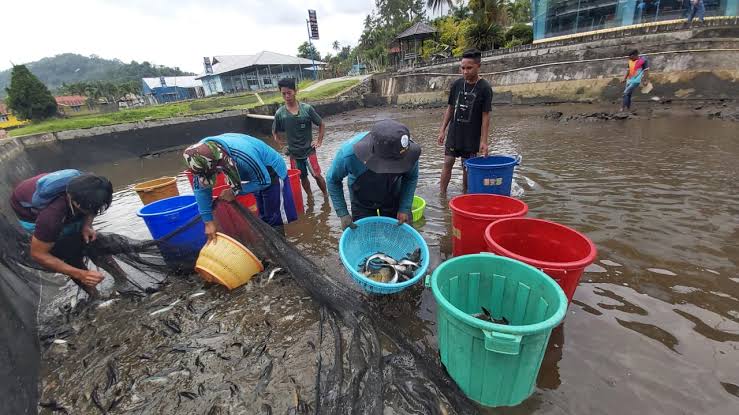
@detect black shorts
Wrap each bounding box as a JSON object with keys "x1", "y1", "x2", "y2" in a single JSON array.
[{"x1": 445, "y1": 147, "x2": 478, "y2": 160}]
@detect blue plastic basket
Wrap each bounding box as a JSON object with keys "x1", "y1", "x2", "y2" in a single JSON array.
[{"x1": 339, "y1": 216, "x2": 430, "y2": 294}]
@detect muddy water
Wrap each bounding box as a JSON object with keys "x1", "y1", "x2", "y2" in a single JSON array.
[{"x1": 40, "y1": 105, "x2": 738, "y2": 414}]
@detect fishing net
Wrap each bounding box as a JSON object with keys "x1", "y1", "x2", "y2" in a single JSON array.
[{"x1": 1, "y1": 199, "x2": 477, "y2": 414}]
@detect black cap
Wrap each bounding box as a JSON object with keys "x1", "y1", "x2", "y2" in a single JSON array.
[{"x1": 353, "y1": 119, "x2": 421, "y2": 174}]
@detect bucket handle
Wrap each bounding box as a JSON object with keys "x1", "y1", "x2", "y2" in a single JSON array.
[
  {"x1": 539, "y1": 267, "x2": 568, "y2": 275},
  {"x1": 482, "y1": 330, "x2": 522, "y2": 355}
]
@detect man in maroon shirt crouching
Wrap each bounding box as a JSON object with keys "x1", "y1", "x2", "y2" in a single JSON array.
[{"x1": 10, "y1": 170, "x2": 133, "y2": 299}]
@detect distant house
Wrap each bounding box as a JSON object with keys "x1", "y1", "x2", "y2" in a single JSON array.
[
  {"x1": 0, "y1": 102, "x2": 29, "y2": 129},
  {"x1": 141, "y1": 76, "x2": 204, "y2": 104},
  {"x1": 197, "y1": 51, "x2": 325, "y2": 96},
  {"x1": 55, "y1": 95, "x2": 89, "y2": 114},
  {"x1": 118, "y1": 93, "x2": 146, "y2": 109}
]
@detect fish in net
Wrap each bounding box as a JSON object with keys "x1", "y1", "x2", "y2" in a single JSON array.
[{"x1": 2, "y1": 200, "x2": 479, "y2": 414}]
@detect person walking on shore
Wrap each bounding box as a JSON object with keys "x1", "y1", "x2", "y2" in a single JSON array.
[{"x1": 620, "y1": 49, "x2": 650, "y2": 113}]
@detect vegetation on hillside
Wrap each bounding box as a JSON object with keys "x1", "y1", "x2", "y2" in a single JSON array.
[
  {"x1": 9, "y1": 80, "x2": 359, "y2": 137},
  {"x1": 0, "y1": 53, "x2": 192, "y2": 98}
]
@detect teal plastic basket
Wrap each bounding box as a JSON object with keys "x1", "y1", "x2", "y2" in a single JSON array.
[
  {"x1": 339, "y1": 216, "x2": 430, "y2": 294},
  {"x1": 428, "y1": 253, "x2": 567, "y2": 407}
]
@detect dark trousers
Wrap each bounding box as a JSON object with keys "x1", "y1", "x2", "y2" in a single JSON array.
[{"x1": 351, "y1": 199, "x2": 399, "y2": 221}]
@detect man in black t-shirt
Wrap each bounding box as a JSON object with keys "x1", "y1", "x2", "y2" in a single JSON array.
[{"x1": 437, "y1": 49, "x2": 493, "y2": 194}]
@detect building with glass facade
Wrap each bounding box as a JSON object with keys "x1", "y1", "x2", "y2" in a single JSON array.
[{"x1": 533, "y1": 0, "x2": 739, "y2": 41}]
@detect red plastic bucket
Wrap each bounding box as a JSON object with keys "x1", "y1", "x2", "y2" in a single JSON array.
[
  {"x1": 287, "y1": 169, "x2": 304, "y2": 215},
  {"x1": 184, "y1": 170, "x2": 227, "y2": 190},
  {"x1": 449, "y1": 194, "x2": 528, "y2": 256},
  {"x1": 484, "y1": 218, "x2": 597, "y2": 303},
  {"x1": 212, "y1": 185, "x2": 258, "y2": 214}
]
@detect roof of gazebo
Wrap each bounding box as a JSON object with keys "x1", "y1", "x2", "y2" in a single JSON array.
[{"x1": 396, "y1": 22, "x2": 437, "y2": 40}]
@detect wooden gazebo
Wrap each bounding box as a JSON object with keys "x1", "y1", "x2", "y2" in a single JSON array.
[{"x1": 395, "y1": 22, "x2": 437, "y2": 67}]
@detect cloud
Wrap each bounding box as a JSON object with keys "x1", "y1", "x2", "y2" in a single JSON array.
[{"x1": 1, "y1": 0, "x2": 373, "y2": 73}]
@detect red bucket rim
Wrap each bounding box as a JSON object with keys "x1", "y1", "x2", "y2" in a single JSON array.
[
  {"x1": 484, "y1": 217, "x2": 597, "y2": 270},
  {"x1": 448, "y1": 194, "x2": 528, "y2": 221}
]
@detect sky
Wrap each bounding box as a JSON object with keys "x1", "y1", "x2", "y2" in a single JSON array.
[{"x1": 0, "y1": 0, "x2": 380, "y2": 73}]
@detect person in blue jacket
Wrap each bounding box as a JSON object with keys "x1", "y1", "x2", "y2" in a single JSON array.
[
  {"x1": 183, "y1": 133, "x2": 297, "y2": 241},
  {"x1": 327, "y1": 119, "x2": 421, "y2": 230}
]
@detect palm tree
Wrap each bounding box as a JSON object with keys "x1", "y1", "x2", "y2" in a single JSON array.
[
  {"x1": 469, "y1": 0, "x2": 509, "y2": 26},
  {"x1": 507, "y1": 0, "x2": 531, "y2": 24},
  {"x1": 332, "y1": 40, "x2": 341, "y2": 52},
  {"x1": 427, "y1": 0, "x2": 455, "y2": 14}
]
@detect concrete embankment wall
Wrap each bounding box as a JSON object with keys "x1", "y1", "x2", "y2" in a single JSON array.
[
  {"x1": 12, "y1": 98, "x2": 367, "y2": 172},
  {"x1": 373, "y1": 24, "x2": 739, "y2": 105}
]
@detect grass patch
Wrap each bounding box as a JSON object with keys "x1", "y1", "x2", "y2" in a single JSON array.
[
  {"x1": 9, "y1": 79, "x2": 360, "y2": 137},
  {"x1": 299, "y1": 79, "x2": 359, "y2": 101},
  {"x1": 188, "y1": 93, "x2": 259, "y2": 111},
  {"x1": 297, "y1": 79, "x2": 316, "y2": 90}
]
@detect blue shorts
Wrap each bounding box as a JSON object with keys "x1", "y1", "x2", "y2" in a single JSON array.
[{"x1": 255, "y1": 177, "x2": 298, "y2": 227}]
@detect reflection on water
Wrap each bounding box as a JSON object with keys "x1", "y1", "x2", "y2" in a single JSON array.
[{"x1": 58, "y1": 105, "x2": 738, "y2": 413}]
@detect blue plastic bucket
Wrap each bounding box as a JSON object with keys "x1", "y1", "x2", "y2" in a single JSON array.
[
  {"x1": 137, "y1": 195, "x2": 206, "y2": 269},
  {"x1": 465, "y1": 155, "x2": 522, "y2": 196},
  {"x1": 339, "y1": 216, "x2": 430, "y2": 295}
]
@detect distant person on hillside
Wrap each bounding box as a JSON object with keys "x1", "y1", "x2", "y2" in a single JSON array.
[
  {"x1": 272, "y1": 78, "x2": 328, "y2": 200},
  {"x1": 620, "y1": 49, "x2": 650, "y2": 113},
  {"x1": 437, "y1": 48, "x2": 493, "y2": 194},
  {"x1": 687, "y1": 0, "x2": 705, "y2": 24}
]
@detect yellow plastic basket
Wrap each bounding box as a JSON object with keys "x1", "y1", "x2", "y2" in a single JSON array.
[
  {"x1": 133, "y1": 177, "x2": 179, "y2": 205},
  {"x1": 195, "y1": 233, "x2": 263, "y2": 290}
]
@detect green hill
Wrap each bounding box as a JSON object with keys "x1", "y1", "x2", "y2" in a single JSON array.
[{"x1": 0, "y1": 53, "x2": 194, "y2": 97}]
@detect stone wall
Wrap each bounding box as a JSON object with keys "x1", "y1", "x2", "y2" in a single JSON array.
[
  {"x1": 10, "y1": 97, "x2": 367, "y2": 172},
  {"x1": 373, "y1": 25, "x2": 739, "y2": 105}
]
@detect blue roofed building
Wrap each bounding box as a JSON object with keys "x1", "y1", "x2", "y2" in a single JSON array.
[{"x1": 141, "y1": 76, "x2": 204, "y2": 104}]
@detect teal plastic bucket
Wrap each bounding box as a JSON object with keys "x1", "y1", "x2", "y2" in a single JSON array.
[{"x1": 428, "y1": 253, "x2": 567, "y2": 407}]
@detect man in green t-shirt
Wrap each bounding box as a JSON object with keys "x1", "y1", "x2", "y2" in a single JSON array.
[{"x1": 272, "y1": 78, "x2": 328, "y2": 199}]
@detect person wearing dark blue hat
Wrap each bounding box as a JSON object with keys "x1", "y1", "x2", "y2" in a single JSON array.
[{"x1": 326, "y1": 119, "x2": 421, "y2": 230}]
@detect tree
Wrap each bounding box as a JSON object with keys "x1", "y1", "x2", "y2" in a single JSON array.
[
  {"x1": 507, "y1": 0, "x2": 531, "y2": 24},
  {"x1": 465, "y1": 20, "x2": 504, "y2": 50},
  {"x1": 332, "y1": 40, "x2": 341, "y2": 52},
  {"x1": 469, "y1": 0, "x2": 509, "y2": 27},
  {"x1": 505, "y1": 23, "x2": 533, "y2": 44},
  {"x1": 451, "y1": 2, "x2": 472, "y2": 20},
  {"x1": 357, "y1": 0, "x2": 427, "y2": 70},
  {"x1": 427, "y1": 0, "x2": 454, "y2": 14},
  {"x1": 5, "y1": 65, "x2": 57, "y2": 121},
  {"x1": 297, "y1": 41, "x2": 322, "y2": 61}
]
